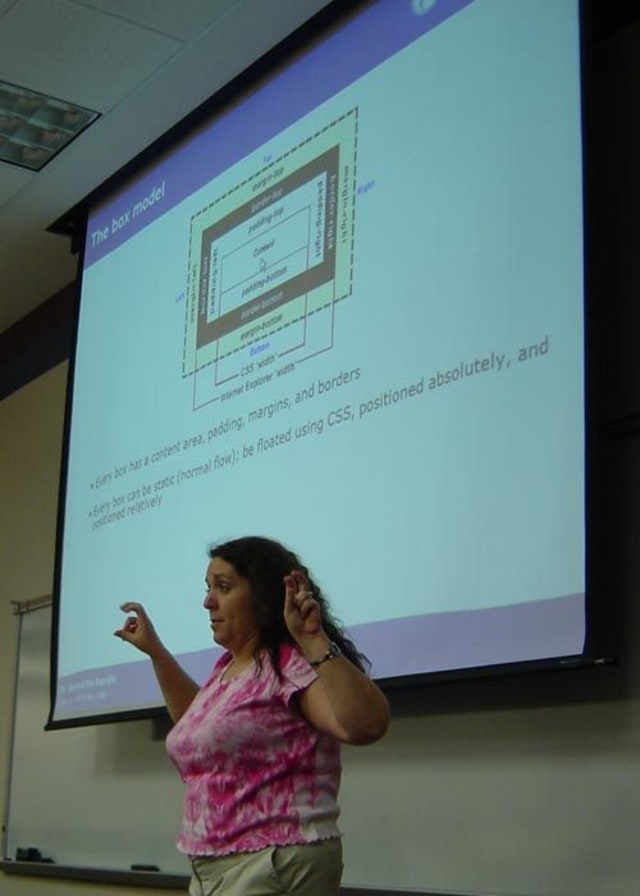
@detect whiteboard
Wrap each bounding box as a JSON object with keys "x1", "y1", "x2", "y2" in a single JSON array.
[{"x1": 4, "y1": 605, "x2": 190, "y2": 877}]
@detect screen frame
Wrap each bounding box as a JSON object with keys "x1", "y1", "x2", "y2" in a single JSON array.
[{"x1": 47, "y1": 0, "x2": 606, "y2": 730}]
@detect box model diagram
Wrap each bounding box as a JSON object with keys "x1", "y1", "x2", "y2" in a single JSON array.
[{"x1": 183, "y1": 110, "x2": 358, "y2": 407}]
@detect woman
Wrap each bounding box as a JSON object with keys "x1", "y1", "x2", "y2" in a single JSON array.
[{"x1": 115, "y1": 535, "x2": 390, "y2": 895}]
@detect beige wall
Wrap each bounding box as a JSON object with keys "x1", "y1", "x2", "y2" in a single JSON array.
[{"x1": 1, "y1": 363, "x2": 66, "y2": 817}]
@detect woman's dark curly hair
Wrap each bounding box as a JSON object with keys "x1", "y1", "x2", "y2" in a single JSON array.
[{"x1": 208, "y1": 535, "x2": 369, "y2": 676}]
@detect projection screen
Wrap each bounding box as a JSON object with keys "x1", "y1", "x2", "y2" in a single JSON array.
[{"x1": 50, "y1": 0, "x2": 587, "y2": 726}]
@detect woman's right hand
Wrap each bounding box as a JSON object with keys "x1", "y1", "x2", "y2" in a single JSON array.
[
  {"x1": 114, "y1": 603, "x2": 199, "y2": 723},
  {"x1": 114, "y1": 602, "x2": 164, "y2": 658}
]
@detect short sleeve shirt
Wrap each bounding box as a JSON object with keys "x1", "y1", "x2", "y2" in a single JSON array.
[{"x1": 165, "y1": 644, "x2": 342, "y2": 856}]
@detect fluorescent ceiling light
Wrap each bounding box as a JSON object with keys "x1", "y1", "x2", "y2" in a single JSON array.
[{"x1": 0, "y1": 80, "x2": 98, "y2": 172}]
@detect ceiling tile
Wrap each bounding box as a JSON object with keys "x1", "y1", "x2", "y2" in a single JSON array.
[
  {"x1": 73, "y1": 0, "x2": 238, "y2": 41},
  {"x1": 0, "y1": 161, "x2": 32, "y2": 208},
  {"x1": 0, "y1": 0, "x2": 183, "y2": 111}
]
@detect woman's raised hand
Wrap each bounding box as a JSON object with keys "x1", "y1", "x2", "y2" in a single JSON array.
[
  {"x1": 114, "y1": 602, "x2": 164, "y2": 658},
  {"x1": 283, "y1": 570, "x2": 324, "y2": 643}
]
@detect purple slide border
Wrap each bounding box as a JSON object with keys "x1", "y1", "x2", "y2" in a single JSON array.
[
  {"x1": 53, "y1": 593, "x2": 584, "y2": 722},
  {"x1": 84, "y1": 0, "x2": 476, "y2": 268}
]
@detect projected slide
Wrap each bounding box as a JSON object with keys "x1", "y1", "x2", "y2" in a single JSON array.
[
  {"x1": 184, "y1": 113, "x2": 356, "y2": 408},
  {"x1": 52, "y1": 0, "x2": 586, "y2": 724}
]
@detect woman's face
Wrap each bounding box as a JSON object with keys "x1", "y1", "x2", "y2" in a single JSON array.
[{"x1": 203, "y1": 556, "x2": 260, "y2": 657}]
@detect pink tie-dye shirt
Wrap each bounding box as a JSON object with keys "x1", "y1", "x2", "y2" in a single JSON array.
[{"x1": 165, "y1": 643, "x2": 342, "y2": 856}]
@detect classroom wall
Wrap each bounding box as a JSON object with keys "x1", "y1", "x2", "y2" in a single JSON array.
[{"x1": 3, "y1": 11, "x2": 640, "y2": 896}]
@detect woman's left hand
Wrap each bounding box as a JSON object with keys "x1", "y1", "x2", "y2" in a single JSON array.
[
  {"x1": 283, "y1": 569, "x2": 324, "y2": 642},
  {"x1": 285, "y1": 570, "x2": 391, "y2": 745}
]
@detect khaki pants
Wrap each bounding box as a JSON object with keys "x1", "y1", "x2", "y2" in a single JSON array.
[{"x1": 188, "y1": 839, "x2": 343, "y2": 896}]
